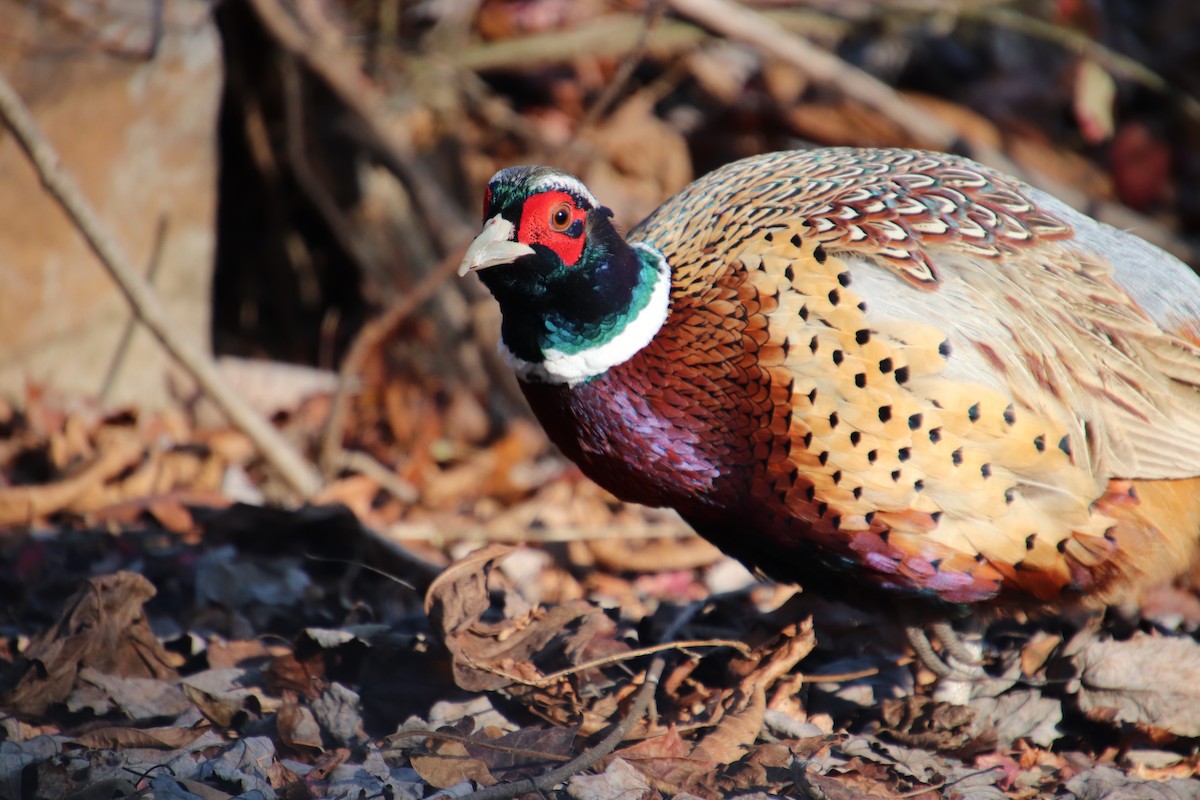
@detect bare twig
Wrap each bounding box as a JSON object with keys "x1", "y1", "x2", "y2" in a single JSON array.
[
  {"x1": 244, "y1": 0, "x2": 475, "y2": 256},
  {"x1": 318, "y1": 247, "x2": 465, "y2": 474},
  {"x1": 303, "y1": 552, "x2": 419, "y2": 591},
  {"x1": 801, "y1": 663, "x2": 905, "y2": 683},
  {"x1": 663, "y1": 0, "x2": 1200, "y2": 266},
  {"x1": 392, "y1": 729, "x2": 573, "y2": 762},
  {"x1": 445, "y1": 599, "x2": 707, "y2": 800},
  {"x1": 450, "y1": 655, "x2": 666, "y2": 800},
  {"x1": 280, "y1": 55, "x2": 382, "y2": 287},
  {"x1": 0, "y1": 71, "x2": 324, "y2": 499},
  {"x1": 479, "y1": 637, "x2": 752, "y2": 688},
  {"x1": 894, "y1": 765, "x2": 1004, "y2": 798},
  {"x1": 665, "y1": 0, "x2": 960, "y2": 149},
  {"x1": 572, "y1": 0, "x2": 668, "y2": 134},
  {"x1": 450, "y1": 9, "x2": 847, "y2": 72},
  {"x1": 100, "y1": 215, "x2": 168, "y2": 404}
]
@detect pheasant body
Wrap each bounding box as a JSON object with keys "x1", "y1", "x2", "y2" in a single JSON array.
[{"x1": 463, "y1": 148, "x2": 1200, "y2": 612}]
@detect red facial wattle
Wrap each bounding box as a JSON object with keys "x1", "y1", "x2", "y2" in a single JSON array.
[{"x1": 517, "y1": 191, "x2": 588, "y2": 266}]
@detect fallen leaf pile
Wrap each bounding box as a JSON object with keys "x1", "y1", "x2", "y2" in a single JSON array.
[{"x1": 4, "y1": 383, "x2": 1200, "y2": 798}]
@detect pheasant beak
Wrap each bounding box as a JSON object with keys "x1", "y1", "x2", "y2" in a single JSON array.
[{"x1": 458, "y1": 215, "x2": 537, "y2": 276}]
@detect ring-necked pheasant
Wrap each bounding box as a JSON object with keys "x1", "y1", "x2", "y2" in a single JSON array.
[{"x1": 460, "y1": 148, "x2": 1200, "y2": 672}]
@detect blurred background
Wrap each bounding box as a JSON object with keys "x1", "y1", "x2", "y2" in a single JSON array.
[{"x1": 3, "y1": 0, "x2": 1199, "y2": 535}]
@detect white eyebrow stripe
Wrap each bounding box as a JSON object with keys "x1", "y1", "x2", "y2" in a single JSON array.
[{"x1": 530, "y1": 174, "x2": 599, "y2": 207}]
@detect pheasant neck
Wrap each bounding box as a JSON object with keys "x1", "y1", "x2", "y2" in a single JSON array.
[{"x1": 500, "y1": 243, "x2": 671, "y2": 387}]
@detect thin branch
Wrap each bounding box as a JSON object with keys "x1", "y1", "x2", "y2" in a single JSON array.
[
  {"x1": 100, "y1": 215, "x2": 168, "y2": 404},
  {"x1": 663, "y1": 0, "x2": 1199, "y2": 266},
  {"x1": 446, "y1": 598, "x2": 707, "y2": 800},
  {"x1": 451, "y1": 655, "x2": 666, "y2": 800},
  {"x1": 800, "y1": 663, "x2": 904, "y2": 683},
  {"x1": 665, "y1": 0, "x2": 960, "y2": 149},
  {"x1": 0, "y1": 71, "x2": 324, "y2": 500},
  {"x1": 572, "y1": 0, "x2": 668, "y2": 133},
  {"x1": 318, "y1": 247, "x2": 465, "y2": 474},
  {"x1": 450, "y1": 9, "x2": 847, "y2": 73},
  {"x1": 393, "y1": 729, "x2": 573, "y2": 762},
  {"x1": 478, "y1": 637, "x2": 752, "y2": 688},
  {"x1": 244, "y1": 0, "x2": 475, "y2": 256},
  {"x1": 280, "y1": 55, "x2": 384, "y2": 289}
]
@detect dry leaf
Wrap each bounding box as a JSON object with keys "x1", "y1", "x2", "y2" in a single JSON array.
[
  {"x1": 1073, "y1": 634, "x2": 1200, "y2": 737},
  {"x1": 465, "y1": 725, "x2": 576, "y2": 782},
  {"x1": 1065, "y1": 765, "x2": 1200, "y2": 800},
  {"x1": 312, "y1": 682, "x2": 365, "y2": 748},
  {"x1": 1020, "y1": 630, "x2": 1062, "y2": 676},
  {"x1": 0, "y1": 432, "x2": 143, "y2": 525},
  {"x1": 410, "y1": 736, "x2": 496, "y2": 789},
  {"x1": 691, "y1": 685, "x2": 764, "y2": 767},
  {"x1": 425, "y1": 543, "x2": 514, "y2": 639},
  {"x1": 277, "y1": 696, "x2": 324, "y2": 752},
  {"x1": 611, "y1": 727, "x2": 712, "y2": 796},
  {"x1": 426, "y1": 543, "x2": 616, "y2": 696},
  {"x1": 970, "y1": 689, "x2": 1063, "y2": 748},
  {"x1": 3, "y1": 571, "x2": 177, "y2": 716},
  {"x1": 266, "y1": 650, "x2": 328, "y2": 701},
  {"x1": 71, "y1": 724, "x2": 209, "y2": 750},
  {"x1": 586, "y1": 536, "x2": 722, "y2": 573},
  {"x1": 567, "y1": 757, "x2": 652, "y2": 800},
  {"x1": 713, "y1": 741, "x2": 796, "y2": 795},
  {"x1": 181, "y1": 669, "x2": 270, "y2": 730},
  {"x1": 75, "y1": 668, "x2": 191, "y2": 720},
  {"x1": 206, "y1": 639, "x2": 283, "y2": 670}
]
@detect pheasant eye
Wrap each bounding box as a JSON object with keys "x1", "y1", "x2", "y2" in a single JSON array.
[
  {"x1": 550, "y1": 203, "x2": 572, "y2": 231},
  {"x1": 516, "y1": 190, "x2": 587, "y2": 265}
]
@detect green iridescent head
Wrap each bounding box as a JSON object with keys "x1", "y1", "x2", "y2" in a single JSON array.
[{"x1": 460, "y1": 166, "x2": 671, "y2": 386}]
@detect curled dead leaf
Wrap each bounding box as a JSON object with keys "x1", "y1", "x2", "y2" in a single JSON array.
[
  {"x1": 3, "y1": 571, "x2": 177, "y2": 717},
  {"x1": 425, "y1": 542, "x2": 516, "y2": 641},
  {"x1": 692, "y1": 621, "x2": 816, "y2": 768},
  {"x1": 70, "y1": 724, "x2": 209, "y2": 750},
  {"x1": 277, "y1": 695, "x2": 324, "y2": 752},
  {"x1": 0, "y1": 431, "x2": 143, "y2": 525},
  {"x1": 425, "y1": 543, "x2": 617, "y2": 699}
]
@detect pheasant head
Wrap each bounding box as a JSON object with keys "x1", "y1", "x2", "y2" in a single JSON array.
[{"x1": 459, "y1": 166, "x2": 671, "y2": 387}]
